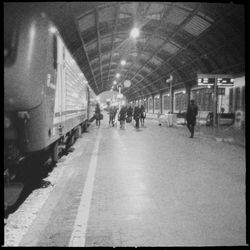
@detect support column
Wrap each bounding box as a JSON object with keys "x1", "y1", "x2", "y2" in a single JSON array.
[
  {"x1": 160, "y1": 93, "x2": 163, "y2": 114},
  {"x1": 152, "y1": 95, "x2": 155, "y2": 114},
  {"x1": 213, "y1": 78, "x2": 217, "y2": 127},
  {"x1": 146, "y1": 96, "x2": 148, "y2": 112},
  {"x1": 170, "y1": 81, "x2": 173, "y2": 113}
]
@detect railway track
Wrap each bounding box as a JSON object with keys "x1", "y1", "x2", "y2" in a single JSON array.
[{"x1": 4, "y1": 153, "x2": 57, "y2": 219}]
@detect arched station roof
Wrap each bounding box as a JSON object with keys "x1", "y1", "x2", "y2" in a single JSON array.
[{"x1": 5, "y1": 2, "x2": 245, "y2": 100}]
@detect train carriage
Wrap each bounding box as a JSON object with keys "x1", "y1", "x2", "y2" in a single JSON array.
[{"x1": 4, "y1": 6, "x2": 95, "y2": 206}]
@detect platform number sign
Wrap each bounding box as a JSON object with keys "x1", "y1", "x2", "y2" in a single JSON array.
[
  {"x1": 216, "y1": 78, "x2": 234, "y2": 86},
  {"x1": 197, "y1": 74, "x2": 234, "y2": 86},
  {"x1": 198, "y1": 77, "x2": 215, "y2": 85}
]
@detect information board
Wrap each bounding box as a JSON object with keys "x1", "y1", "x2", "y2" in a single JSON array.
[{"x1": 197, "y1": 74, "x2": 234, "y2": 86}]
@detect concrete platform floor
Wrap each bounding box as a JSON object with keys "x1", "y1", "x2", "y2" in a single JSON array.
[{"x1": 18, "y1": 113, "x2": 246, "y2": 246}]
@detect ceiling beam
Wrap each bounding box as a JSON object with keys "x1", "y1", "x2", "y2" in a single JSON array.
[
  {"x1": 130, "y1": 60, "x2": 244, "y2": 101},
  {"x1": 127, "y1": 5, "x2": 243, "y2": 96},
  {"x1": 107, "y1": 3, "x2": 120, "y2": 88},
  {"x1": 129, "y1": 32, "x2": 243, "y2": 96},
  {"x1": 95, "y1": 7, "x2": 104, "y2": 92},
  {"x1": 120, "y1": 3, "x2": 174, "y2": 85},
  {"x1": 70, "y1": 5, "x2": 100, "y2": 93},
  {"x1": 123, "y1": 3, "x2": 202, "y2": 95}
]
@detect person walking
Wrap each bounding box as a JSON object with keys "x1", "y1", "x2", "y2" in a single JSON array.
[
  {"x1": 109, "y1": 106, "x2": 115, "y2": 127},
  {"x1": 113, "y1": 106, "x2": 118, "y2": 127},
  {"x1": 186, "y1": 99, "x2": 198, "y2": 138},
  {"x1": 133, "y1": 104, "x2": 141, "y2": 128},
  {"x1": 140, "y1": 104, "x2": 146, "y2": 126},
  {"x1": 118, "y1": 105, "x2": 127, "y2": 129},
  {"x1": 126, "y1": 104, "x2": 133, "y2": 124},
  {"x1": 95, "y1": 103, "x2": 101, "y2": 127}
]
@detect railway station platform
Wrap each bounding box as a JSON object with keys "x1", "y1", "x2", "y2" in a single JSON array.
[{"x1": 4, "y1": 113, "x2": 246, "y2": 247}]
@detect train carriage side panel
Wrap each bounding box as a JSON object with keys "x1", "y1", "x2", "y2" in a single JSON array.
[
  {"x1": 57, "y1": 36, "x2": 89, "y2": 135},
  {"x1": 88, "y1": 87, "x2": 97, "y2": 121},
  {"x1": 52, "y1": 34, "x2": 65, "y2": 137}
]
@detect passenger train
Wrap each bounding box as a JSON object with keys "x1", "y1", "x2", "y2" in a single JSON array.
[{"x1": 4, "y1": 6, "x2": 96, "y2": 201}]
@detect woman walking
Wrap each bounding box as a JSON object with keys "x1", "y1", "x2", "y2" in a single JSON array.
[
  {"x1": 118, "y1": 105, "x2": 127, "y2": 129},
  {"x1": 95, "y1": 103, "x2": 101, "y2": 127}
]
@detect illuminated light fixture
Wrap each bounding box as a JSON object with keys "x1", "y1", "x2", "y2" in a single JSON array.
[
  {"x1": 182, "y1": 90, "x2": 186, "y2": 94},
  {"x1": 124, "y1": 79, "x2": 131, "y2": 88},
  {"x1": 113, "y1": 80, "x2": 117, "y2": 85},
  {"x1": 166, "y1": 74, "x2": 173, "y2": 83},
  {"x1": 230, "y1": 79, "x2": 234, "y2": 82},
  {"x1": 130, "y1": 27, "x2": 140, "y2": 39},
  {"x1": 116, "y1": 73, "x2": 120, "y2": 78},
  {"x1": 207, "y1": 85, "x2": 211, "y2": 88},
  {"x1": 49, "y1": 26, "x2": 57, "y2": 34},
  {"x1": 121, "y1": 60, "x2": 126, "y2": 66}
]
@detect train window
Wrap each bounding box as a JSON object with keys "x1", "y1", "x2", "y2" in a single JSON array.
[
  {"x1": 4, "y1": 6, "x2": 20, "y2": 66},
  {"x1": 163, "y1": 95, "x2": 171, "y2": 111},
  {"x1": 191, "y1": 88, "x2": 212, "y2": 111},
  {"x1": 53, "y1": 35, "x2": 57, "y2": 69},
  {"x1": 148, "y1": 98, "x2": 153, "y2": 113}
]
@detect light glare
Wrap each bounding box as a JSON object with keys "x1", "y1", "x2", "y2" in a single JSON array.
[
  {"x1": 49, "y1": 26, "x2": 57, "y2": 34},
  {"x1": 121, "y1": 60, "x2": 126, "y2": 66},
  {"x1": 130, "y1": 27, "x2": 140, "y2": 38}
]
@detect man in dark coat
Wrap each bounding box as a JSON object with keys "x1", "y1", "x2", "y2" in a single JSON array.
[
  {"x1": 133, "y1": 104, "x2": 141, "y2": 128},
  {"x1": 95, "y1": 103, "x2": 101, "y2": 127},
  {"x1": 186, "y1": 99, "x2": 198, "y2": 138},
  {"x1": 126, "y1": 104, "x2": 133, "y2": 123},
  {"x1": 118, "y1": 105, "x2": 127, "y2": 129},
  {"x1": 140, "y1": 104, "x2": 146, "y2": 126}
]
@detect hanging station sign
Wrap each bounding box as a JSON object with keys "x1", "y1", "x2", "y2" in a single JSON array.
[{"x1": 197, "y1": 74, "x2": 234, "y2": 86}]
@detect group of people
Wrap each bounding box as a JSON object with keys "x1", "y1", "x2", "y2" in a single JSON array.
[
  {"x1": 113, "y1": 103, "x2": 146, "y2": 129},
  {"x1": 94, "y1": 103, "x2": 146, "y2": 129},
  {"x1": 94, "y1": 99, "x2": 198, "y2": 138}
]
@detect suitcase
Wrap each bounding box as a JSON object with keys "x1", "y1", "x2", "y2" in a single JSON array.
[
  {"x1": 89, "y1": 115, "x2": 96, "y2": 122},
  {"x1": 126, "y1": 116, "x2": 132, "y2": 123}
]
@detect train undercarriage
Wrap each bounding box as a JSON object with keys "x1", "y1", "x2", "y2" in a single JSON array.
[{"x1": 4, "y1": 120, "x2": 89, "y2": 212}]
